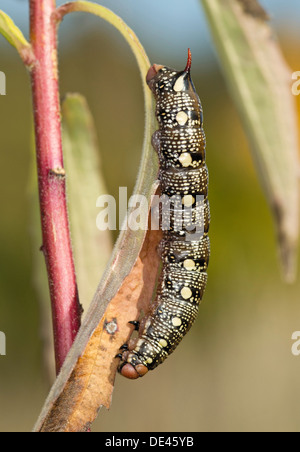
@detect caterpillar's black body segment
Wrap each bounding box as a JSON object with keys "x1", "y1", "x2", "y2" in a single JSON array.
[{"x1": 118, "y1": 50, "x2": 210, "y2": 379}]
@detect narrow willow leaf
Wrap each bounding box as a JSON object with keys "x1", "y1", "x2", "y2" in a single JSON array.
[
  {"x1": 0, "y1": 10, "x2": 34, "y2": 66},
  {"x1": 55, "y1": 1, "x2": 153, "y2": 130},
  {"x1": 201, "y1": 0, "x2": 299, "y2": 281},
  {"x1": 34, "y1": 3, "x2": 157, "y2": 431},
  {"x1": 62, "y1": 94, "x2": 113, "y2": 315}
]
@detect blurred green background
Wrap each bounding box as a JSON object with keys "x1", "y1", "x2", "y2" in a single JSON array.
[{"x1": 1, "y1": 0, "x2": 300, "y2": 432}]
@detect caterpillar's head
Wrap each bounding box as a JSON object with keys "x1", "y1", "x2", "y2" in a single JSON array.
[
  {"x1": 119, "y1": 362, "x2": 149, "y2": 379},
  {"x1": 146, "y1": 48, "x2": 195, "y2": 97}
]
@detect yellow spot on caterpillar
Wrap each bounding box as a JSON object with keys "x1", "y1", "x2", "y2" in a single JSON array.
[
  {"x1": 173, "y1": 75, "x2": 185, "y2": 92},
  {"x1": 179, "y1": 152, "x2": 192, "y2": 167},
  {"x1": 172, "y1": 317, "x2": 182, "y2": 327},
  {"x1": 182, "y1": 195, "x2": 195, "y2": 207},
  {"x1": 159, "y1": 339, "x2": 168, "y2": 348},
  {"x1": 181, "y1": 287, "x2": 192, "y2": 299},
  {"x1": 183, "y1": 259, "x2": 196, "y2": 270},
  {"x1": 146, "y1": 357, "x2": 153, "y2": 364},
  {"x1": 176, "y1": 111, "x2": 188, "y2": 125}
]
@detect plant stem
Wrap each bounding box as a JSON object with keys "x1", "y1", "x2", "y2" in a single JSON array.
[{"x1": 29, "y1": 0, "x2": 81, "y2": 374}]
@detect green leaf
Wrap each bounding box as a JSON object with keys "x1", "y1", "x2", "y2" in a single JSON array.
[
  {"x1": 55, "y1": 1, "x2": 153, "y2": 119},
  {"x1": 201, "y1": 0, "x2": 299, "y2": 281},
  {"x1": 0, "y1": 10, "x2": 34, "y2": 66},
  {"x1": 62, "y1": 94, "x2": 113, "y2": 314}
]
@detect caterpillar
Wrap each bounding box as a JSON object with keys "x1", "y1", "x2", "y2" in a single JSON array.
[{"x1": 117, "y1": 49, "x2": 210, "y2": 379}]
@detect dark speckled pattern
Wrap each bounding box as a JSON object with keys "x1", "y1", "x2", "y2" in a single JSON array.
[{"x1": 119, "y1": 57, "x2": 210, "y2": 375}]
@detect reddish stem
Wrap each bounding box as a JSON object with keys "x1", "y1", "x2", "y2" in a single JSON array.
[{"x1": 29, "y1": 0, "x2": 81, "y2": 374}]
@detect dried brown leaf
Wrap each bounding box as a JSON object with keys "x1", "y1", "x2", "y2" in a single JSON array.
[{"x1": 36, "y1": 227, "x2": 162, "y2": 432}]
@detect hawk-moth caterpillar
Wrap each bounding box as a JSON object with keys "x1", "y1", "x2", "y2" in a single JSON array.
[{"x1": 117, "y1": 50, "x2": 210, "y2": 379}]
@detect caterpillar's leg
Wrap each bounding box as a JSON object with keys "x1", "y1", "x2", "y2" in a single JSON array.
[
  {"x1": 128, "y1": 320, "x2": 140, "y2": 331},
  {"x1": 119, "y1": 343, "x2": 129, "y2": 350},
  {"x1": 116, "y1": 320, "x2": 149, "y2": 379}
]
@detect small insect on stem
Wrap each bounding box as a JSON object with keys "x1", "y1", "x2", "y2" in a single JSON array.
[{"x1": 117, "y1": 49, "x2": 210, "y2": 379}]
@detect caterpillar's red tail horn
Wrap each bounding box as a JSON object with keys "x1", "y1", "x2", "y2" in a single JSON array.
[{"x1": 184, "y1": 48, "x2": 192, "y2": 73}]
